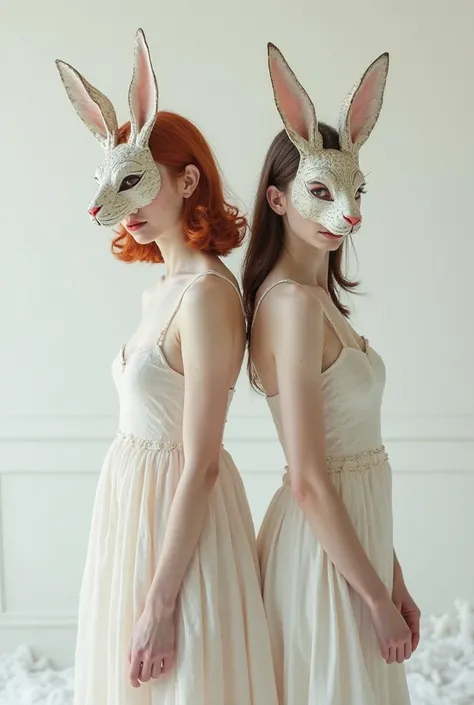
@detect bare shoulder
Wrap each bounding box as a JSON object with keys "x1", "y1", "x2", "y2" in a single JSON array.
[
  {"x1": 257, "y1": 278, "x2": 322, "y2": 322},
  {"x1": 181, "y1": 271, "x2": 241, "y2": 320},
  {"x1": 211, "y1": 261, "x2": 240, "y2": 292},
  {"x1": 252, "y1": 282, "x2": 324, "y2": 368}
]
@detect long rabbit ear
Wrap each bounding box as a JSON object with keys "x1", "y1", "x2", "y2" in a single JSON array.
[
  {"x1": 339, "y1": 52, "x2": 389, "y2": 153},
  {"x1": 267, "y1": 43, "x2": 323, "y2": 154},
  {"x1": 55, "y1": 60, "x2": 118, "y2": 149},
  {"x1": 128, "y1": 28, "x2": 159, "y2": 147}
]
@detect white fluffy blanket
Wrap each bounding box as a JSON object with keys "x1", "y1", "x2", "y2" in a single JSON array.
[{"x1": 0, "y1": 601, "x2": 472, "y2": 704}]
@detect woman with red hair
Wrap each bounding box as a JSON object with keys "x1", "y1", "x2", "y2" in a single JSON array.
[{"x1": 56, "y1": 30, "x2": 277, "y2": 705}]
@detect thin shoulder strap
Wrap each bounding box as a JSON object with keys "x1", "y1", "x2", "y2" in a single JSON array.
[
  {"x1": 311, "y1": 287, "x2": 349, "y2": 348},
  {"x1": 250, "y1": 280, "x2": 303, "y2": 395},
  {"x1": 252, "y1": 279, "x2": 303, "y2": 329},
  {"x1": 158, "y1": 270, "x2": 244, "y2": 346},
  {"x1": 203, "y1": 270, "x2": 245, "y2": 315},
  {"x1": 252, "y1": 278, "x2": 349, "y2": 348}
]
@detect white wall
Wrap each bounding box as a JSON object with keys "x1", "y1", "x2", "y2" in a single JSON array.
[{"x1": 0, "y1": 0, "x2": 473, "y2": 667}]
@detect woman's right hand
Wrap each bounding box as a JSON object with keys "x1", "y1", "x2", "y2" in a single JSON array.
[{"x1": 369, "y1": 593, "x2": 413, "y2": 664}]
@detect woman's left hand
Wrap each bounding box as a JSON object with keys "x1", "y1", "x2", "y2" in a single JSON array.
[
  {"x1": 129, "y1": 601, "x2": 176, "y2": 687},
  {"x1": 392, "y1": 576, "x2": 421, "y2": 653}
]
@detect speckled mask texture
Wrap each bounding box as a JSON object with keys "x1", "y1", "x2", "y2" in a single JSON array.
[
  {"x1": 56, "y1": 28, "x2": 160, "y2": 227},
  {"x1": 267, "y1": 43, "x2": 389, "y2": 237}
]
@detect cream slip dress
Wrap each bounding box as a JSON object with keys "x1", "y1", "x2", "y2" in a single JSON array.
[
  {"x1": 73, "y1": 271, "x2": 278, "y2": 705},
  {"x1": 254, "y1": 280, "x2": 411, "y2": 705}
]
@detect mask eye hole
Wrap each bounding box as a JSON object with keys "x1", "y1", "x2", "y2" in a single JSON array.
[
  {"x1": 355, "y1": 184, "x2": 367, "y2": 200},
  {"x1": 119, "y1": 173, "x2": 144, "y2": 193},
  {"x1": 308, "y1": 183, "x2": 333, "y2": 201}
]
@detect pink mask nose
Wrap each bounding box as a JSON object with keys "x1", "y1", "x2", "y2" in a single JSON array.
[
  {"x1": 343, "y1": 215, "x2": 361, "y2": 227},
  {"x1": 88, "y1": 206, "x2": 102, "y2": 218}
]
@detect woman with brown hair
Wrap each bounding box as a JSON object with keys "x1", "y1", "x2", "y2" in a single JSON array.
[{"x1": 242, "y1": 43, "x2": 419, "y2": 705}]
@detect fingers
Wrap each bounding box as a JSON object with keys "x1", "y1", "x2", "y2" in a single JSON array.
[
  {"x1": 129, "y1": 652, "x2": 156, "y2": 686},
  {"x1": 161, "y1": 652, "x2": 175, "y2": 675},
  {"x1": 412, "y1": 628, "x2": 421, "y2": 651},
  {"x1": 385, "y1": 643, "x2": 408, "y2": 665},
  {"x1": 378, "y1": 638, "x2": 389, "y2": 662},
  {"x1": 140, "y1": 657, "x2": 153, "y2": 683},
  {"x1": 410, "y1": 618, "x2": 421, "y2": 652},
  {"x1": 382, "y1": 637, "x2": 413, "y2": 665},
  {"x1": 405, "y1": 609, "x2": 421, "y2": 652},
  {"x1": 150, "y1": 659, "x2": 164, "y2": 680},
  {"x1": 129, "y1": 654, "x2": 143, "y2": 688},
  {"x1": 150, "y1": 653, "x2": 175, "y2": 680},
  {"x1": 400, "y1": 635, "x2": 412, "y2": 663},
  {"x1": 129, "y1": 651, "x2": 175, "y2": 685}
]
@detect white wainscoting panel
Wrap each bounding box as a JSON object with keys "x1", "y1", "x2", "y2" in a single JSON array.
[{"x1": 0, "y1": 413, "x2": 473, "y2": 667}]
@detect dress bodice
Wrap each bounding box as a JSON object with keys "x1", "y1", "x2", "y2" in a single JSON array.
[{"x1": 112, "y1": 271, "x2": 241, "y2": 442}]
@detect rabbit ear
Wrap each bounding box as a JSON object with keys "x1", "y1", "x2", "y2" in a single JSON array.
[
  {"x1": 55, "y1": 60, "x2": 118, "y2": 149},
  {"x1": 267, "y1": 43, "x2": 323, "y2": 155},
  {"x1": 339, "y1": 52, "x2": 389, "y2": 153},
  {"x1": 128, "y1": 28, "x2": 159, "y2": 147}
]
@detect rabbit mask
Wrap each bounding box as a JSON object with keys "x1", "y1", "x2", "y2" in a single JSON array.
[
  {"x1": 56, "y1": 28, "x2": 160, "y2": 227},
  {"x1": 267, "y1": 43, "x2": 389, "y2": 237}
]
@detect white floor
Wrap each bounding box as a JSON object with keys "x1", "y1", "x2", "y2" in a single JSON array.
[{"x1": 0, "y1": 602, "x2": 472, "y2": 705}]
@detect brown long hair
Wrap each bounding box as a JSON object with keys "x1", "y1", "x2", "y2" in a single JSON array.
[{"x1": 242, "y1": 125, "x2": 358, "y2": 390}]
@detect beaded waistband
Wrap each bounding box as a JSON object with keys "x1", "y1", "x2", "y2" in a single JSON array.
[
  {"x1": 283, "y1": 446, "x2": 388, "y2": 484},
  {"x1": 115, "y1": 430, "x2": 183, "y2": 451}
]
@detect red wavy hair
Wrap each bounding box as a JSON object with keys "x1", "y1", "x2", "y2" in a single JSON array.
[{"x1": 111, "y1": 112, "x2": 247, "y2": 263}]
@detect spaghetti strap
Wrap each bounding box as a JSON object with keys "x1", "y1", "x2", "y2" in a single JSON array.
[
  {"x1": 250, "y1": 279, "x2": 361, "y2": 393},
  {"x1": 252, "y1": 279, "x2": 304, "y2": 329},
  {"x1": 157, "y1": 270, "x2": 244, "y2": 347},
  {"x1": 204, "y1": 271, "x2": 245, "y2": 315},
  {"x1": 251, "y1": 280, "x2": 304, "y2": 395},
  {"x1": 310, "y1": 287, "x2": 349, "y2": 348},
  {"x1": 253, "y1": 279, "x2": 347, "y2": 347}
]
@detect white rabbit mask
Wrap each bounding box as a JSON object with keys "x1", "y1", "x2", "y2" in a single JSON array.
[
  {"x1": 267, "y1": 43, "x2": 389, "y2": 237},
  {"x1": 56, "y1": 28, "x2": 160, "y2": 227}
]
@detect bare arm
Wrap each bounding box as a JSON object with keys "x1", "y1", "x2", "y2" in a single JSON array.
[
  {"x1": 146, "y1": 278, "x2": 242, "y2": 612},
  {"x1": 392, "y1": 549, "x2": 421, "y2": 650},
  {"x1": 266, "y1": 284, "x2": 389, "y2": 609}
]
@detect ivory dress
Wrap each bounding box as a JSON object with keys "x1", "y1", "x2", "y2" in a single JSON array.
[
  {"x1": 73, "y1": 271, "x2": 278, "y2": 705},
  {"x1": 255, "y1": 281, "x2": 411, "y2": 705}
]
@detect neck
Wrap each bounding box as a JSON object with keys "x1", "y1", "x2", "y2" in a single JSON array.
[
  {"x1": 280, "y1": 225, "x2": 329, "y2": 289},
  {"x1": 155, "y1": 227, "x2": 202, "y2": 277}
]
